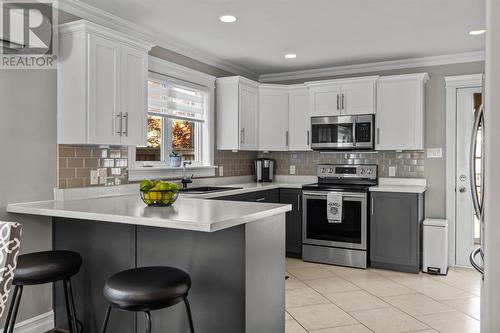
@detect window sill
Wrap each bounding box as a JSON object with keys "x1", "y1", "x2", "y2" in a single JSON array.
[{"x1": 128, "y1": 165, "x2": 217, "y2": 181}]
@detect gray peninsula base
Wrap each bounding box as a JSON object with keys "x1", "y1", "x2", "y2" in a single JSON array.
[{"x1": 53, "y1": 213, "x2": 286, "y2": 333}]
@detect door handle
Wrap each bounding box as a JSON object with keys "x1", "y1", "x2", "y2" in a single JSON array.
[
  {"x1": 286, "y1": 131, "x2": 289, "y2": 146},
  {"x1": 376, "y1": 128, "x2": 380, "y2": 145},
  {"x1": 116, "y1": 113, "x2": 122, "y2": 135},
  {"x1": 297, "y1": 194, "x2": 301, "y2": 212},
  {"x1": 371, "y1": 196, "x2": 374, "y2": 215},
  {"x1": 470, "y1": 247, "x2": 484, "y2": 275},
  {"x1": 307, "y1": 130, "x2": 310, "y2": 146},
  {"x1": 122, "y1": 112, "x2": 128, "y2": 136},
  {"x1": 342, "y1": 94, "x2": 345, "y2": 110},
  {"x1": 337, "y1": 94, "x2": 340, "y2": 110}
]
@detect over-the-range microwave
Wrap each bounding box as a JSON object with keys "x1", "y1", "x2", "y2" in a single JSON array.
[{"x1": 310, "y1": 114, "x2": 375, "y2": 151}]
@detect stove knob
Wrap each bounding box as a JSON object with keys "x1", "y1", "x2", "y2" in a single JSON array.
[
  {"x1": 321, "y1": 168, "x2": 326, "y2": 173},
  {"x1": 367, "y1": 169, "x2": 373, "y2": 175},
  {"x1": 360, "y1": 169, "x2": 365, "y2": 174},
  {"x1": 328, "y1": 168, "x2": 334, "y2": 173}
]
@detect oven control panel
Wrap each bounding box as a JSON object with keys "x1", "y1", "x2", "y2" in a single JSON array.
[{"x1": 317, "y1": 164, "x2": 377, "y2": 179}]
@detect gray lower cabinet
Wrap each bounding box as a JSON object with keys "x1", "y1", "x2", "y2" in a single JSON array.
[
  {"x1": 213, "y1": 189, "x2": 280, "y2": 203},
  {"x1": 370, "y1": 191, "x2": 424, "y2": 273},
  {"x1": 279, "y1": 189, "x2": 302, "y2": 258}
]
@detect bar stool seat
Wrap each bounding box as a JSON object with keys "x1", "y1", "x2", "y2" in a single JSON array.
[
  {"x1": 4, "y1": 250, "x2": 83, "y2": 333},
  {"x1": 101, "y1": 266, "x2": 195, "y2": 333},
  {"x1": 103, "y1": 266, "x2": 191, "y2": 312},
  {"x1": 13, "y1": 250, "x2": 82, "y2": 285}
]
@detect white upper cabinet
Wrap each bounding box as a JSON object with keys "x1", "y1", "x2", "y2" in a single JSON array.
[
  {"x1": 259, "y1": 85, "x2": 289, "y2": 151},
  {"x1": 58, "y1": 20, "x2": 152, "y2": 145},
  {"x1": 308, "y1": 83, "x2": 342, "y2": 117},
  {"x1": 216, "y1": 76, "x2": 259, "y2": 151},
  {"x1": 376, "y1": 73, "x2": 429, "y2": 151},
  {"x1": 288, "y1": 86, "x2": 311, "y2": 151},
  {"x1": 306, "y1": 76, "x2": 378, "y2": 116}
]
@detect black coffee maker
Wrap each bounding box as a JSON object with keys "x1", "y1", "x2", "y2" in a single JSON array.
[{"x1": 254, "y1": 158, "x2": 275, "y2": 182}]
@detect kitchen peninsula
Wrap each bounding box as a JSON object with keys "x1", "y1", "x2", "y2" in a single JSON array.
[{"x1": 7, "y1": 194, "x2": 291, "y2": 333}]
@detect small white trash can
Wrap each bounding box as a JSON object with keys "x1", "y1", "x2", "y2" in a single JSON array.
[{"x1": 422, "y1": 219, "x2": 448, "y2": 275}]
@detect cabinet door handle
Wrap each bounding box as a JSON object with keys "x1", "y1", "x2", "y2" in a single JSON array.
[
  {"x1": 342, "y1": 94, "x2": 345, "y2": 110},
  {"x1": 371, "y1": 196, "x2": 374, "y2": 215},
  {"x1": 297, "y1": 194, "x2": 301, "y2": 212},
  {"x1": 116, "y1": 113, "x2": 122, "y2": 135},
  {"x1": 376, "y1": 128, "x2": 380, "y2": 145},
  {"x1": 240, "y1": 128, "x2": 244, "y2": 144},
  {"x1": 256, "y1": 197, "x2": 266, "y2": 202},
  {"x1": 122, "y1": 112, "x2": 128, "y2": 136},
  {"x1": 307, "y1": 130, "x2": 310, "y2": 146},
  {"x1": 286, "y1": 130, "x2": 289, "y2": 146},
  {"x1": 337, "y1": 94, "x2": 340, "y2": 110}
]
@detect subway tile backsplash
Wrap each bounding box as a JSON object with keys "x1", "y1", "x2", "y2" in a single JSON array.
[
  {"x1": 58, "y1": 145, "x2": 129, "y2": 189},
  {"x1": 258, "y1": 151, "x2": 425, "y2": 178}
]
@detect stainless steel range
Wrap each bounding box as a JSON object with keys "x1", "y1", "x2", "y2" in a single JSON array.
[{"x1": 302, "y1": 164, "x2": 378, "y2": 269}]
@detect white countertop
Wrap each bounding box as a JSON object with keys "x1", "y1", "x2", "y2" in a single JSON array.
[
  {"x1": 369, "y1": 177, "x2": 427, "y2": 194},
  {"x1": 7, "y1": 195, "x2": 291, "y2": 232}
]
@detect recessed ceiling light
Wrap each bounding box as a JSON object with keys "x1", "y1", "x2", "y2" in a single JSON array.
[
  {"x1": 285, "y1": 53, "x2": 297, "y2": 59},
  {"x1": 469, "y1": 29, "x2": 486, "y2": 36},
  {"x1": 220, "y1": 15, "x2": 237, "y2": 23}
]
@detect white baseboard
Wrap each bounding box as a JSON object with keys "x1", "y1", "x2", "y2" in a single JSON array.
[{"x1": 2, "y1": 311, "x2": 54, "y2": 333}]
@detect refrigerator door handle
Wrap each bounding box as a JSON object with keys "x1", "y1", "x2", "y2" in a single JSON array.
[
  {"x1": 470, "y1": 247, "x2": 484, "y2": 275},
  {"x1": 470, "y1": 104, "x2": 484, "y2": 220}
]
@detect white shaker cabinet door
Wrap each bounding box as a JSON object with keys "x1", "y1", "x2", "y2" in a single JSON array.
[
  {"x1": 289, "y1": 87, "x2": 311, "y2": 151},
  {"x1": 259, "y1": 86, "x2": 289, "y2": 151},
  {"x1": 308, "y1": 83, "x2": 342, "y2": 117},
  {"x1": 87, "y1": 34, "x2": 122, "y2": 145},
  {"x1": 239, "y1": 82, "x2": 259, "y2": 150},
  {"x1": 341, "y1": 80, "x2": 376, "y2": 115},
  {"x1": 120, "y1": 46, "x2": 148, "y2": 146}
]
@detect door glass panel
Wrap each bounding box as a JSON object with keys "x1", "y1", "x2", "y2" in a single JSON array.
[
  {"x1": 312, "y1": 124, "x2": 354, "y2": 144},
  {"x1": 473, "y1": 93, "x2": 483, "y2": 244},
  {"x1": 306, "y1": 198, "x2": 362, "y2": 243}
]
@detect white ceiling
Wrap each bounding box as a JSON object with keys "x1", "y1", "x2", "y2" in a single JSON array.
[{"x1": 77, "y1": 0, "x2": 485, "y2": 76}]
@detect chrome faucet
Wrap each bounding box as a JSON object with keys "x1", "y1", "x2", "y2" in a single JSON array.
[{"x1": 181, "y1": 161, "x2": 193, "y2": 189}]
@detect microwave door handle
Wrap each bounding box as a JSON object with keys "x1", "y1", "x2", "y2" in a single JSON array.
[{"x1": 352, "y1": 119, "x2": 357, "y2": 147}]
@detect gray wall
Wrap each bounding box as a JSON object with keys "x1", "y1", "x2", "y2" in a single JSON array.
[
  {"x1": 0, "y1": 69, "x2": 56, "y2": 324},
  {"x1": 271, "y1": 62, "x2": 485, "y2": 218}
]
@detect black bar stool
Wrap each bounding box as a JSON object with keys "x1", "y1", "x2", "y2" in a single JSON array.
[
  {"x1": 100, "y1": 266, "x2": 195, "y2": 333},
  {"x1": 3, "y1": 250, "x2": 83, "y2": 333}
]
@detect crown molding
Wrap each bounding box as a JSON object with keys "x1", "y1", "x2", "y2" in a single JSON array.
[
  {"x1": 444, "y1": 73, "x2": 484, "y2": 88},
  {"x1": 56, "y1": 0, "x2": 259, "y2": 80},
  {"x1": 259, "y1": 51, "x2": 485, "y2": 83}
]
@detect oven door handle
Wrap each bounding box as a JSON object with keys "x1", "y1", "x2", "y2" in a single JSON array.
[{"x1": 302, "y1": 191, "x2": 367, "y2": 198}]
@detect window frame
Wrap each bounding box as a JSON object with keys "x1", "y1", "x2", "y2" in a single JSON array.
[{"x1": 128, "y1": 56, "x2": 216, "y2": 181}]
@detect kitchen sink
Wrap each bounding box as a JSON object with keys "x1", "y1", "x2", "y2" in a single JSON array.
[{"x1": 178, "y1": 186, "x2": 242, "y2": 194}]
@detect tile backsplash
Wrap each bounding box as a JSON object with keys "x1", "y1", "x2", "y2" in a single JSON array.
[
  {"x1": 58, "y1": 145, "x2": 129, "y2": 188},
  {"x1": 214, "y1": 150, "x2": 258, "y2": 177},
  {"x1": 258, "y1": 151, "x2": 425, "y2": 178}
]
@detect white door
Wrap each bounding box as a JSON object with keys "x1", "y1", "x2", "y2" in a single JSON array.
[
  {"x1": 456, "y1": 87, "x2": 482, "y2": 267},
  {"x1": 239, "y1": 82, "x2": 259, "y2": 150},
  {"x1": 120, "y1": 45, "x2": 148, "y2": 146},
  {"x1": 88, "y1": 34, "x2": 122, "y2": 145},
  {"x1": 289, "y1": 87, "x2": 311, "y2": 151},
  {"x1": 259, "y1": 87, "x2": 289, "y2": 151},
  {"x1": 308, "y1": 84, "x2": 342, "y2": 117},
  {"x1": 341, "y1": 80, "x2": 376, "y2": 115}
]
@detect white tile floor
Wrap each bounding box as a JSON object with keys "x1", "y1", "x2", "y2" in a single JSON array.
[{"x1": 286, "y1": 258, "x2": 481, "y2": 333}]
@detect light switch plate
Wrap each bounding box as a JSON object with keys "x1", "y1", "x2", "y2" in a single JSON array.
[
  {"x1": 90, "y1": 170, "x2": 99, "y2": 185},
  {"x1": 219, "y1": 166, "x2": 224, "y2": 177},
  {"x1": 427, "y1": 148, "x2": 443, "y2": 158},
  {"x1": 389, "y1": 166, "x2": 396, "y2": 177},
  {"x1": 290, "y1": 165, "x2": 296, "y2": 175}
]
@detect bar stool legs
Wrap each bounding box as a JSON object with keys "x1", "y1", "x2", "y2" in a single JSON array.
[
  {"x1": 184, "y1": 299, "x2": 195, "y2": 333},
  {"x1": 3, "y1": 279, "x2": 81, "y2": 333},
  {"x1": 3, "y1": 285, "x2": 23, "y2": 333},
  {"x1": 145, "y1": 311, "x2": 152, "y2": 333},
  {"x1": 100, "y1": 306, "x2": 112, "y2": 333}
]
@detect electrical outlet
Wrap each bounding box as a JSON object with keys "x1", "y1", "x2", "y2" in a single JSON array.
[
  {"x1": 427, "y1": 148, "x2": 442, "y2": 158},
  {"x1": 98, "y1": 168, "x2": 107, "y2": 185},
  {"x1": 389, "y1": 166, "x2": 396, "y2": 177},
  {"x1": 290, "y1": 165, "x2": 296, "y2": 175},
  {"x1": 90, "y1": 169, "x2": 99, "y2": 185},
  {"x1": 219, "y1": 166, "x2": 224, "y2": 177}
]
